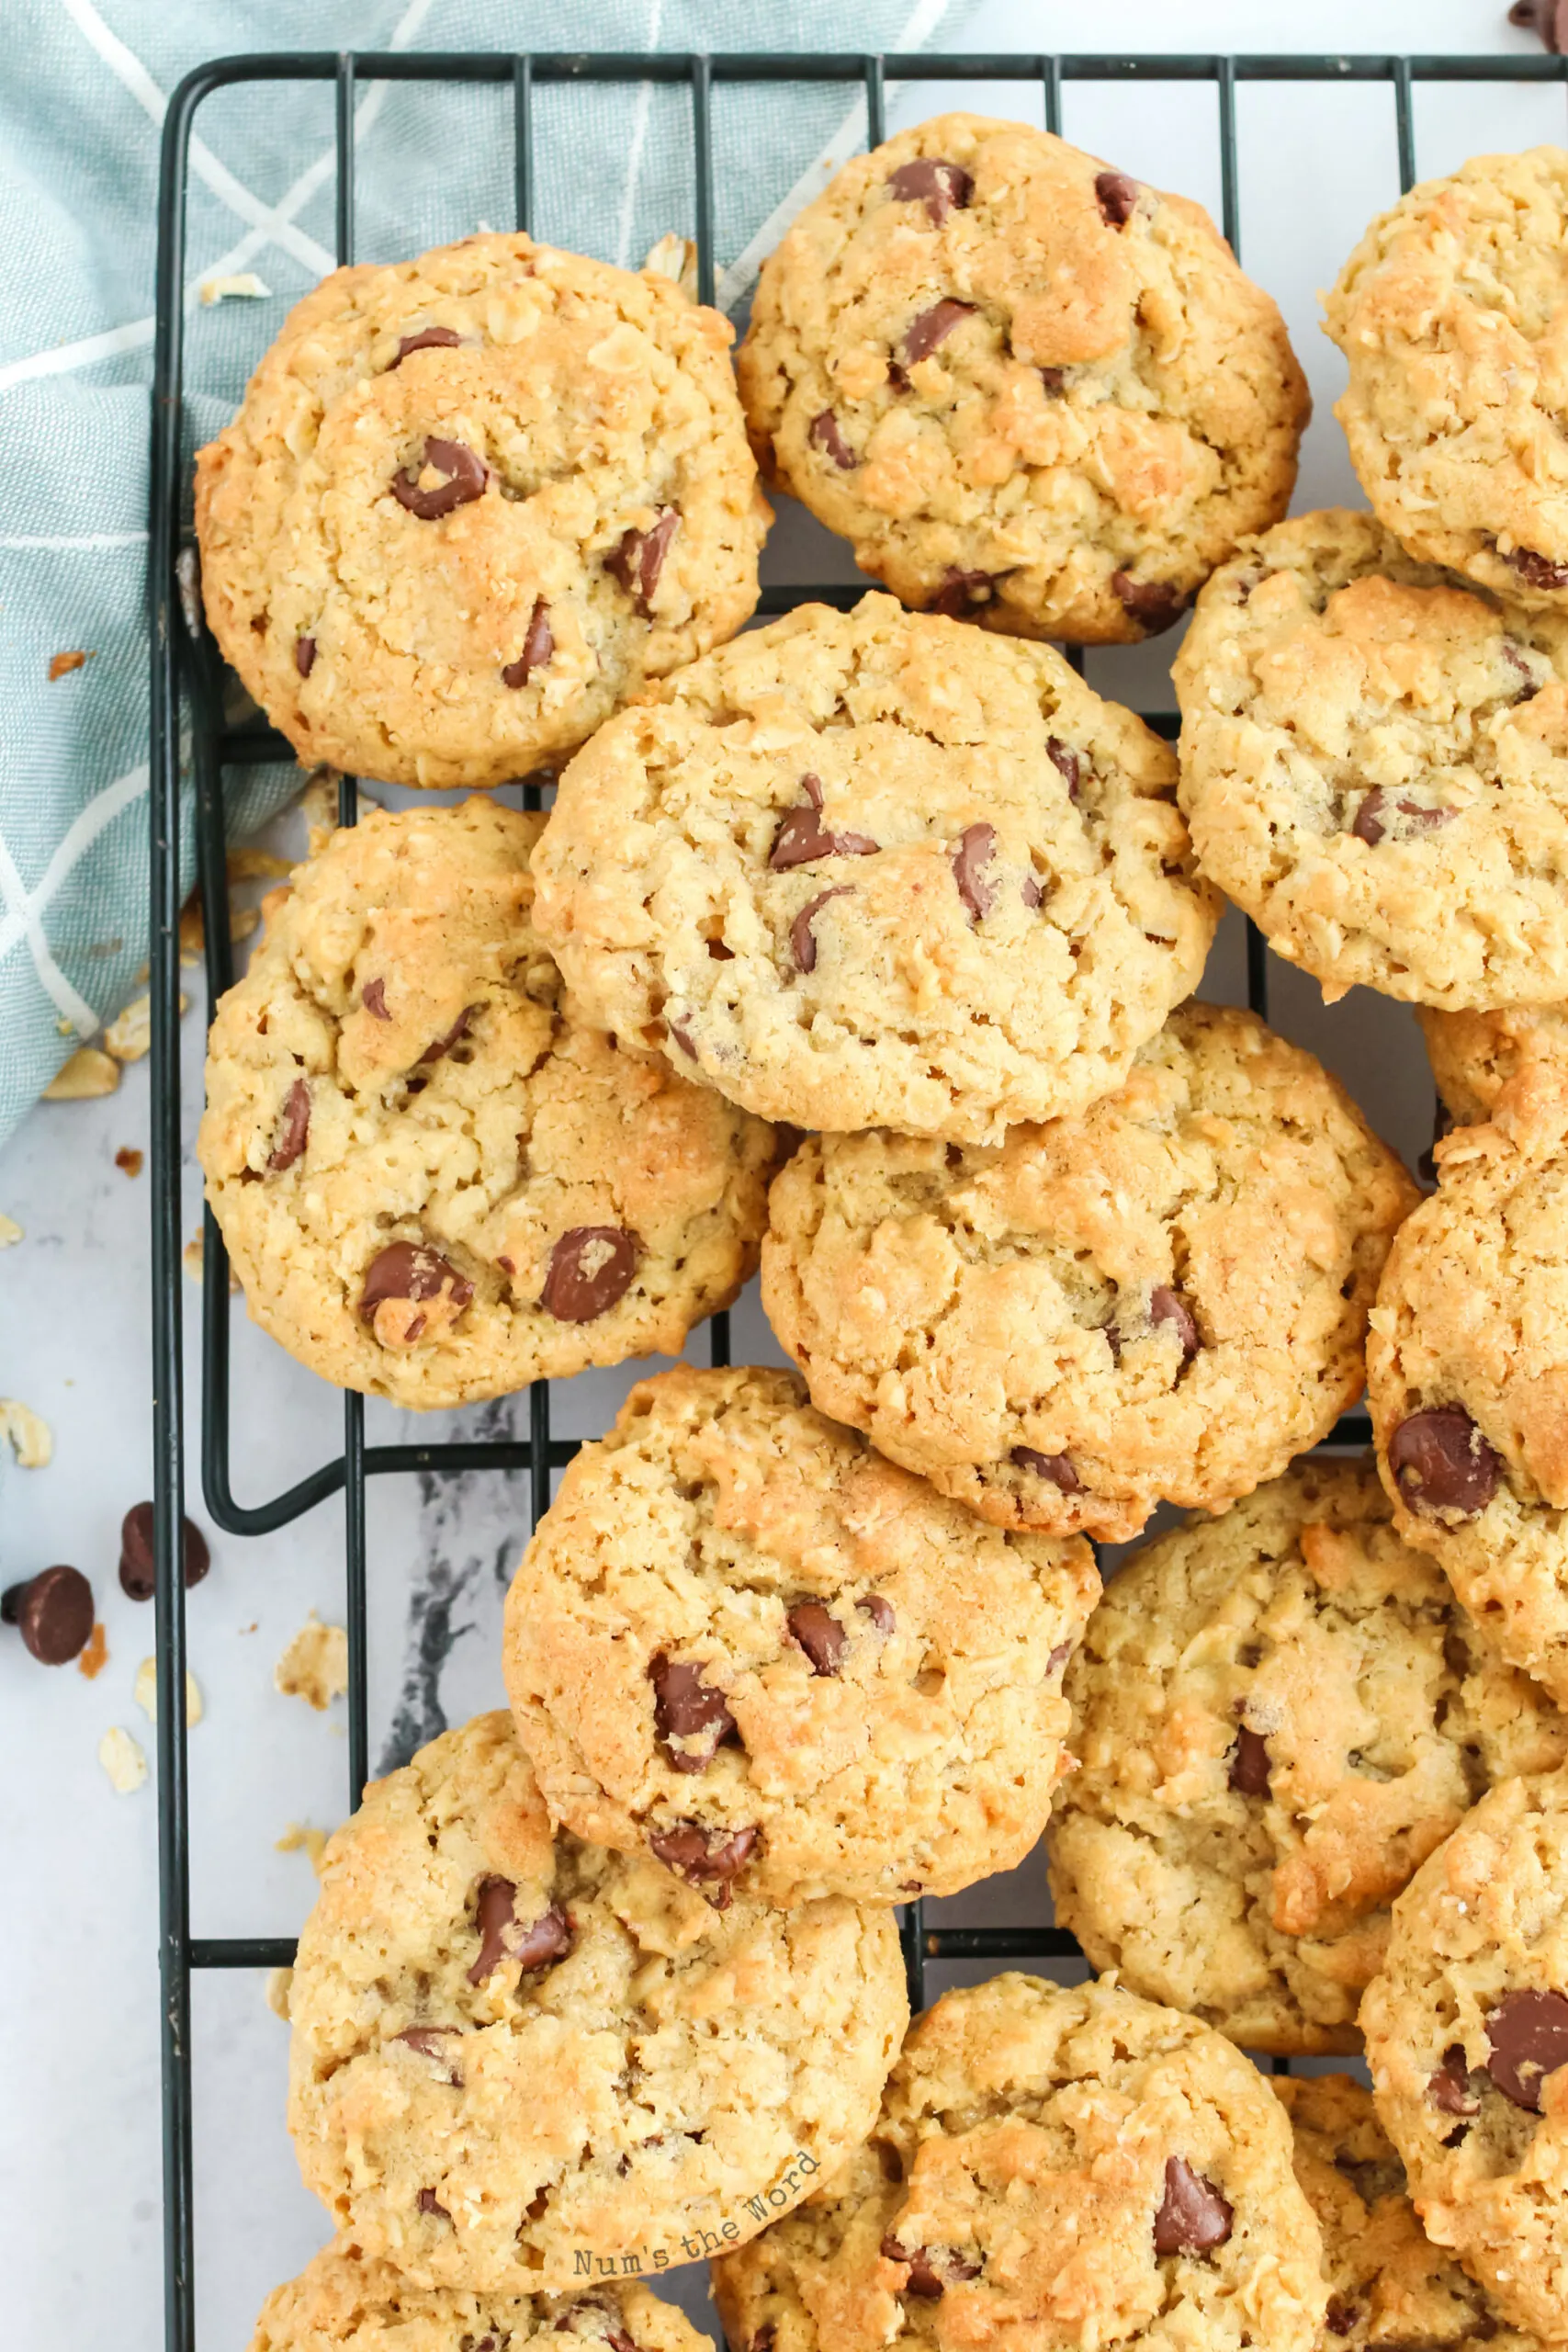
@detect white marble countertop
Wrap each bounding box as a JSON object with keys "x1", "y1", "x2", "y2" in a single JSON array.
[{"x1": 3, "y1": 4, "x2": 1559, "y2": 2346}]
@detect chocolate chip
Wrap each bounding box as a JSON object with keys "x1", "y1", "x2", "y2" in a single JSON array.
[
  {"x1": 1512, "y1": 0, "x2": 1568, "y2": 50},
  {"x1": 1153, "y1": 2157, "x2": 1233, "y2": 2256},
  {"x1": 540, "y1": 1227, "x2": 639, "y2": 1322},
  {"x1": 1046, "y1": 737, "x2": 1081, "y2": 799},
  {"x1": 607, "y1": 509, "x2": 678, "y2": 615},
  {"x1": 648, "y1": 1821, "x2": 758, "y2": 1889},
  {"x1": 1039, "y1": 367, "x2": 1066, "y2": 394},
  {"x1": 1021, "y1": 873, "x2": 1043, "y2": 910},
  {"x1": 513, "y1": 1903, "x2": 573, "y2": 1973},
  {"x1": 1351, "y1": 789, "x2": 1456, "y2": 847},
  {"x1": 1428, "y1": 2044, "x2": 1480, "y2": 2116},
  {"x1": 1, "y1": 1566, "x2": 94, "y2": 1665},
  {"x1": 1095, "y1": 170, "x2": 1140, "y2": 227},
  {"x1": 790, "y1": 887, "x2": 852, "y2": 975},
  {"x1": 294, "y1": 636, "x2": 316, "y2": 679},
  {"x1": 1503, "y1": 641, "x2": 1541, "y2": 699},
  {"x1": 1227, "y1": 1725, "x2": 1271, "y2": 1797},
  {"x1": 1150, "y1": 1286, "x2": 1200, "y2": 1363},
  {"x1": 750, "y1": 2331, "x2": 776, "y2": 2352},
  {"x1": 952, "y1": 822, "x2": 998, "y2": 923},
  {"x1": 502, "y1": 599, "x2": 554, "y2": 688},
  {"x1": 1047, "y1": 1641, "x2": 1073, "y2": 1673},
  {"x1": 770, "y1": 798, "x2": 877, "y2": 870},
  {"x1": 1506, "y1": 544, "x2": 1568, "y2": 591},
  {"x1": 392, "y1": 324, "x2": 463, "y2": 365},
  {"x1": 267, "y1": 1078, "x2": 310, "y2": 1172},
  {"x1": 887, "y1": 157, "x2": 975, "y2": 223},
  {"x1": 119, "y1": 1502, "x2": 209, "y2": 1601},
  {"x1": 468, "y1": 1877, "x2": 518, "y2": 1983},
  {"x1": 1111, "y1": 571, "x2": 1187, "y2": 632},
  {"x1": 1389, "y1": 1407, "x2": 1502, "y2": 1519},
  {"x1": 391, "y1": 435, "x2": 488, "y2": 520},
  {"x1": 880, "y1": 2240, "x2": 978, "y2": 2298},
  {"x1": 1325, "y1": 2300, "x2": 1359, "y2": 2336},
  {"x1": 930, "y1": 567, "x2": 997, "y2": 617},
  {"x1": 858, "y1": 1594, "x2": 896, "y2": 1634},
  {"x1": 651, "y1": 1654, "x2": 739, "y2": 1770},
  {"x1": 359, "y1": 1242, "x2": 473, "y2": 1324},
  {"x1": 1010, "y1": 1446, "x2": 1079, "y2": 1492},
  {"x1": 418, "y1": 1006, "x2": 478, "y2": 1066},
  {"x1": 787, "y1": 1602, "x2": 845, "y2": 1676},
  {"x1": 669, "y1": 1019, "x2": 698, "y2": 1058},
  {"x1": 902, "y1": 299, "x2": 975, "y2": 366},
  {"x1": 808, "y1": 410, "x2": 857, "y2": 469},
  {"x1": 1486, "y1": 1988, "x2": 1568, "y2": 2110},
  {"x1": 394, "y1": 2026, "x2": 464, "y2": 2085},
  {"x1": 416, "y1": 2188, "x2": 450, "y2": 2220},
  {"x1": 362, "y1": 978, "x2": 390, "y2": 1020}
]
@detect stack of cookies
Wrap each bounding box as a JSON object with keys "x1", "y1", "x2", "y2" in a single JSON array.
[{"x1": 191, "y1": 112, "x2": 1568, "y2": 2352}]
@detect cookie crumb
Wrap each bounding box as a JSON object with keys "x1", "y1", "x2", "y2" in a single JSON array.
[
  {"x1": 105, "y1": 991, "x2": 189, "y2": 1064},
  {"x1": 0, "y1": 1214, "x2": 21, "y2": 1247},
  {"x1": 43, "y1": 1046, "x2": 119, "y2": 1100},
  {"x1": 275, "y1": 1612, "x2": 348, "y2": 1711},
  {"x1": 77, "y1": 1622, "x2": 108, "y2": 1680},
  {"x1": 47, "y1": 650, "x2": 90, "y2": 681},
  {"x1": 276, "y1": 1821, "x2": 328, "y2": 1872},
  {"x1": 184, "y1": 1228, "x2": 240, "y2": 1291},
  {"x1": 115, "y1": 1146, "x2": 143, "y2": 1178},
  {"x1": 99, "y1": 1724, "x2": 148, "y2": 1793},
  {"x1": 199, "y1": 271, "x2": 272, "y2": 304},
  {"x1": 265, "y1": 1965, "x2": 294, "y2": 2019},
  {"x1": 642, "y1": 231, "x2": 699, "y2": 300},
  {"x1": 0, "y1": 1400, "x2": 52, "y2": 1468},
  {"x1": 134, "y1": 1655, "x2": 203, "y2": 1727}
]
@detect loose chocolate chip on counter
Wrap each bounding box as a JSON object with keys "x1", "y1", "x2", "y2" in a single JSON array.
[
  {"x1": 267, "y1": 1078, "x2": 310, "y2": 1173},
  {"x1": 1150, "y1": 1286, "x2": 1200, "y2": 1363},
  {"x1": 416, "y1": 2188, "x2": 451, "y2": 2220},
  {"x1": 1010, "y1": 1445, "x2": 1080, "y2": 1493},
  {"x1": 1153, "y1": 2157, "x2": 1234, "y2": 2256},
  {"x1": 952, "y1": 822, "x2": 998, "y2": 924},
  {"x1": 790, "y1": 887, "x2": 853, "y2": 975},
  {"x1": 1095, "y1": 170, "x2": 1140, "y2": 227},
  {"x1": 887, "y1": 157, "x2": 975, "y2": 223},
  {"x1": 650, "y1": 1653, "x2": 739, "y2": 1771},
  {"x1": 770, "y1": 798, "x2": 877, "y2": 872},
  {"x1": 362, "y1": 978, "x2": 391, "y2": 1019},
  {"x1": 1485, "y1": 1988, "x2": 1568, "y2": 2110},
  {"x1": 930, "y1": 567, "x2": 998, "y2": 617},
  {"x1": 1512, "y1": 0, "x2": 1568, "y2": 49},
  {"x1": 1389, "y1": 1407, "x2": 1502, "y2": 1520},
  {"x1": 1351, "y1": 789, "x2": 1455, "y2": 848},
  {"x1": 119, "y1": 1501, "x2": 209, "y2": 1601},
  {"x1": 787, "y1": 1602, "x2": 846, "y2": 1676},
  {"x1": 648, "y1": 1820, "x2": 758, "y2": 1892},
  {"x1": 2, "y1": 1566, "x2": 95, "y2": 1665},
  {"x1": 1506, "y1": 544, "x2": 1568, "y2": 591},
  {"x1": 1503, "y1": 641, "x2": 1542, "y2": 699},
  {"x1": 360, "y1": 1242, "x2": 474, "y2": 1324},
  {"x1": 502, "y1": 598, "x2": 554, "y2": 688},
  {"x1": 606, "y1": 508, "x2": 679, "y2": 616},
  {"x1": 808, "y1": 410, "x2": 857, "y2": 469},
  {"x1": 394, "y1": 2026, "x2": 465, "y2": 2085},
  {"x1": 391, "y1": 435, "x2": 489, "y2": 520},
  {"x1": 391, "y1": 324, "x2": 463, "y2": 365},
  {"x1": 1227, "y1": 1725, "x2": 1271, "y2": 1797},
  {"x1": 901, "y1": 299, "x2": 976, "y2": 366},
  {"x1": 1111, "y1": 571, "x2": 1187, "y2": 632},
  {"x1": 858, "y1": 1594, "x2": 896, "y2": 1635},
  {"x1": 539, "y1": 1226, "x2": 640, "y2": 1323},
  {"x1": 1046, "y1": 737, "x2": 1081, "y2": 799},
  {"x1": 294, "y1": 636, "x2": 316, "y2": 679},
  {"x1": 1428, "y1": 2044, "x2": 1480, "y2": 2117}
]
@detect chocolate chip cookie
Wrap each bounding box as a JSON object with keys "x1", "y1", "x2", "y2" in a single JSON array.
[
  {"x1": 1360, "y1": 1766, "x2": 1568, "y2": 2339},
  {"x1": 199, "y1": 799, "x2": 777, "y2": 1409},
  {"x1": 1046, "y1": 1460, "x2": 1568, "y2": 2054},
  {"x1": 247, "y1": 2243, "x2": 714, "y2": 2352},
  {"x1": 763, "y1": 1002, "x2": 1417, "y2": 1542},
  {"x1": 711, "y1": 1973, "x2": 1327, "y2": 2352},
  {"x1": 738, "y1": 114, "x2": 1308, "y2": 644},
  {"x1": 287, "y1": 1711, "x2": 908, "y2": 2292},
  {"x1": 1174, "y1": 508, "x2": 1568, "y2": 1008},
  {"x1": 1421, "y1": 1001, "x2": 1568, "y2": 1126},
  {"x1": 502, "y1": 1363, "x2": 1099, "y2": 1908},
  {"x1": 1368, "y1": 1064, "x2": 1568, "y2": 1705},
  {"x1": 1325, "y1": 149, "x2": 1568, "y2": 615},
  {"x1": 195, "y1": 232, "x2": 768, "y2": 789},
  {"x1": 1273, "y1": 2073, "x2": 1542, "y2": 2352},
  {"x1": 530, "y1": 594, "x2": 1218, "y2": 1144}
]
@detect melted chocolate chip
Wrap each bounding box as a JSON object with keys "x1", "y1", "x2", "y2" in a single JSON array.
[
  {"x1": 607, "y1": 509, "x2": 678, "y2": 615},
  {"x1": 1047, "y1": 1640, "x2": 1073, "y2": 1673},
  {"x1": 1486, "y1": 1988, "x2": 1568, "y2": 2110},
  {"x1": 1153, "y1": 2157, "x2": 1233, "y2": 2256},
  {"x1": 902, "y1": 299, "x2": 975, "y2": 366},
  {"x1": 1325, "y1": 2300, "x2": 1359, "y2": 2336},
  {"x1": 1503, "y1": 641, "x2": 1541, "y2": 700},
  {"x1": 416, "y1": 2188, "x2": 451, "y2": 2220},
  {"x1": 1389, "y1": 1407, "x2": 1502, "y2": 1519},
  {"x1": 512, "y1": 1903, "x2": 574, "y2": 1973},
  {"x1": 808, "y1": 410, "x2": 857, "y2": 469},
  {"x1": 362, "y1": 978, "x2": 390, "y2": 1020},
  {"x1": 359, "y1": 1242, "x2": 473, "y2": 1324},
  {"x1": 1039, "y1": 367, "x2": 1066, "y2": 395},
  {"x1": 418, "y1": 1006, "x2": 478, "y2": 1066},
  {"x1": 1095, "y1": 170, "x2": 1140, "y2": 227},
  {"x1": 770, "y1": 800, "x2": 877, "y2": 870},
  {"x1": 858, "y1": 1594, "x2": 895, "y2": 1635},
  {"x1": 468, "y1": 1877, "x2": 519, "y2": 1983},
  {"x1": 750, "y1": 2330, "x2": 776, "y2": 2352},
  {"x1": 118, "y1": 1502, "x2": 209, "y2": 1602},
  {"x1": 648, "y1": 1821, "x2": 758, "y2": 1889},
  {"x1": 787, "y1": 1602, "x2": 845, "y2": 1676},
  {"x1": 1428, "y1": 2044, "x2": 1480, "y2": 2117},
  {"x1": 267, "y1": 1078, "x2": 310, "y2": 1172},
  {"x1": 790, "y1": 887, "x2": 852, "y2": 975},
  {"x1": 930, "y1": 567, "x2": 997, "y2": 617},
  {"x1": 887, "y1": 157, "x2": 975, "y2": 224},
  {"x1": 1046, "y1": 737, "x2": 1081, "y2": 799},
  {"x1": 951, "y1": 822, "x2": 998, "y2": 923},
  {"x1": 1511, "y1": 0, "x2": 1568, "y2": 53},
  {"x1": 1111, "y1": 571, "x2": 1187, "y2": 632},
  {"x1": 1010, "y1": 1445, "x2": 1079, "y2": 1492},
  {"x1": 1021, "y1": 873, "x2": 1043, "y2": 910},
  {"x1": 2, "y1": 1566, "x2": 94, "y2": 1665},
  {"x1": 391, "y1": 435, "x2": 488, "y2": 520},
  {"x1": 1150, "y1": 1286, "x2": 1200, "y2": 1363},
  {"x1": 294, "y1": 636, "x2": 316, "y2": 679},
  {"x1": 650, "y1": 1654, "x2": 739, "y2": 1771},
  {"x1": 392, "y1": 324, "x2": 463, "y2": 365},
  {"x1": 880, "y1": 2239, "x2": 978, "y2": 2299},
  {"x1": 502, "y1": 599, "x2": 554, "y2": 688},
  {"x1": 1351, "y1": 789, "x2": 1455, "y2": 848},
  {"x1": 1506, "y1": 544, "x2": 1568, "y2": 591},
  {"x1": 539, "y1": 1227, "x2": 639, "y2": 1322},
  {"x1": 668, "y1": 1019, "x2": 698, "y2": 1058},
  {"x1": 1227, "y1": 1725, "x2": 1271, "y2": 1797},
  {"x1": 394, "y1": 2026, "x2": 464, "y2": 2085}
]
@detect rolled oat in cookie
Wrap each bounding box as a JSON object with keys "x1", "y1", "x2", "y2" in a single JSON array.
[
  {"x1": 739, "y1": 113, "x2": 1308, "y2": 644},
  {"x1": 502, "y1": 1363, "x2": 1099, "y2": 1908},
  {"x1": 195, "y1": 232, "x2": 768, "y2": 789},
  {"x1": 712, "y1": 1973, "x2": 1327, "y2": 2352},
  {"x1": 1047, "y1": 1460, "x2": 1568, "y2": 2054},
  {"x1": 763, "y1": 1002, "x2": 1416, "y2": 1542},
  {"x1": 198, "y1": 798, "x2": 778, "y2": 1410},
  {"x1": 530, "y1": 594, "x2": 1218, "y2": 1144},
  {"x1": 286, "y1": 1711, "x2": 907, "y2": 2293}
]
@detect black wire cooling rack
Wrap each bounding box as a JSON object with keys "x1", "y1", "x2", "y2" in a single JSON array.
[{"x1": 145, "y1": 42, "x2": 1568, "y2": 2352}]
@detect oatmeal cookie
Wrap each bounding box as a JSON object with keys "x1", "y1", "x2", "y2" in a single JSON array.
[
  {"x1": 738, "y1": 113, "x2": 1307, "y2": 643},
  {"x1": 529, "y1": 594, "x2": 1217, "y2": 1144},
  {"x1": 762, "y1": 1002, "x2": 1417, "y2": 1541},
  {"x1": 247, "y1": 2243, "x2": 713, "y2": 2352},
  {"x1": 198, "y1": 798, "x2": 777, "y2": 1409},
  {"x1": 502, "y1": 1363, "x2": 1100, "y2": 1908},
  {"x1": 1046, "y1": 1460, "x2": 1567, "y2": 2054},
  {"x1": 195, "y1": 232, "x2": 768, "y2": 788},
  {"x1": 287, "y1": 1712, "x2": 908, "y2": 2292},
  {"x1": 1174, "y1": 509, "x2": 1568, "y2": 1008},
  {"x1": 1420, "y1": 1001, "x2": 1568, "y2": 1126}
]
